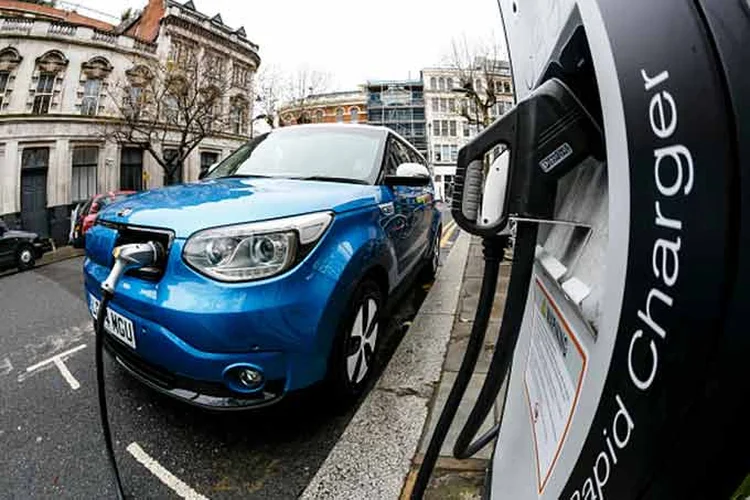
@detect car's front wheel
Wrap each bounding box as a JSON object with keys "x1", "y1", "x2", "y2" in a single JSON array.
[
  {"x1": 16, "y1": 244, "x2": 35, "y2": 271},
  {"x1": 327, "y1": 278, "x2": 383, "y2": 401}
]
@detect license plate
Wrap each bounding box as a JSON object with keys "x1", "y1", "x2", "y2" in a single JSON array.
[{"x1": 89, "y1": 293, "x2": 136, "y2": 349}]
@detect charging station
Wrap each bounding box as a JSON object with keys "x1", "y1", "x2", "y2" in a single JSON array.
[{"x1": 415, "y1": 0, "x2": 750, "y2": 498}]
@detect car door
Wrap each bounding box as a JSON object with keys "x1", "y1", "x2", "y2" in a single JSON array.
[
  {"x1": 381, "y1": 135, "x2": 423, "y2": 280},
  {"x1": 403, "y1": 144, "x2": 436, "y2": 260},
  {"x1": 0, "y1": 220, "x2": 15, "y2": 268}
]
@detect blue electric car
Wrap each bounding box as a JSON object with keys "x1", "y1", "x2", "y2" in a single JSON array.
[{"x1": 84, "y1": 124, "x2": 441, "y2": 409}]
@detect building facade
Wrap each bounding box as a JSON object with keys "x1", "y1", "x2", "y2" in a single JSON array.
[
  {"x1": 0, "y1": 0, "x2": 259, "y2": 244},
  {"x1": 279, "y1": 89, "x2": 367, "y2": 126},
  {"x1": 365, "y1": 79, "x2": 427, "y2": 158},
  {"x1": 422, "y1": 62, "x2": 514, "y2": 199}
]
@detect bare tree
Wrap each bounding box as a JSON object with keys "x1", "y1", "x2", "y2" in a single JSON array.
[
  {"x1": 446, "y1": 35, "x2": 506, "y2": 128},
  {"x1": 253, "y1": 64, "x2": 284, "y2": 129},
  {"x1": 105, "y1": 52, "x2": 240, "y2": 185},
  {"x1": 278, "y1": 67, "x2": 332, "y2": 126}
]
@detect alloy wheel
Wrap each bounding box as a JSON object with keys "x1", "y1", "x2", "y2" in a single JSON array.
[{"x1": 345, "y1": 297, "x2": 378, "y2": 385}]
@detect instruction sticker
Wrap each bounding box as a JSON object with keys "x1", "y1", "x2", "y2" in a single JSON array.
[{"x1": 524, "y1": 276, "x2": 587, "y2": 494}]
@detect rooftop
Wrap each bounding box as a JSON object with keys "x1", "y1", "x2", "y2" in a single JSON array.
[{"x1": 0, "y1": 0, "x2": 114, "y2": 32}]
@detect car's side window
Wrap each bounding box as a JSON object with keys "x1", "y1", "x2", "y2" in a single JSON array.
[
  {"x1": 0, "y1": 219, "x2": 6, "y2": 236},
  {"x1": 383, "y1": 136, "x2": 403, "y2": 177}
]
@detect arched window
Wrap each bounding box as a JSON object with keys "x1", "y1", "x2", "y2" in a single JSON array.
[
  {"x1": 430, "y1": 76, "x2": 436, "y2": 90},
  {"x1": 32, "y1": 50, "x2": 68, "y2": 114},
  {"x1": 446, "y1": 77, "x2": 453, "y2": 89},
  {"x1": 335, "y1": 107, "x2": 344, "y2": 122},
  {"x1": 350, "y1": 107, "x2": 359, "y2": 123},
  {"x1": 230, "y1": 96, "x2": 248, "y2": 135},
  {"x1": 80, "y1": 56, "x2": 112, "y2": 116},
  {"x1": 438, "y1": 77, "x2": 446, "y2": 91},
  {"x1": 314, "y1": 109, "x2": 324, "y2": 123},
  {"x1": 0, "y1": 47, "x2": 22, "y2": 111}
]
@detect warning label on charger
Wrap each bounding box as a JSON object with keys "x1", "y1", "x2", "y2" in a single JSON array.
[{"x1": 524, "y1": 276, "x2": 587, "y2": 494}]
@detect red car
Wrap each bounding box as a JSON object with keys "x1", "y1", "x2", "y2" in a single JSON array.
[{"x1": 71, "y1": 191, "x2": 135, "y2": 248}]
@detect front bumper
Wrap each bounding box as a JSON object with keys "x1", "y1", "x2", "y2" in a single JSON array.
[{"x1": 103, "y1": 333, "x2": 285, "y2": 410}]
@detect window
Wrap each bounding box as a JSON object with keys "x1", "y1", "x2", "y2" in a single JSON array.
[
  {"x1": 438, "y1": 77, "x2": 446, "y2": 91},
  {"x1": 33, "y1": 73, "x2": 55, "y2": 114},
  {"x1": 449, "y1": 121, "x2": 457, "y2": 137},
  {"x1": 350, "y1": 107, "x2": 359, "y2": 123},
  {"x1": 0, "y1": 71, "x2": 9, "y2": 108},
  {"x1": 163, "y1": 94, "x2": 178, "y2": 123},
  {"x1": 71, "y1": 146, "x2": 98, "y2": 202},
  {"x1": 442, "y1": 145, "x2": 451, "y2": 162},
  {"x1": 205, "y1": 50, "x2": 226, "y2": 81},
  {"x1": 336, "y1": 108, "x2": 344, "y2": 122},
  {"x1": 163, "y1": 148, "x2": 181, "y2": 185},
  {"x1": 475, "y1": 78, "x2": 483, "y2": 92},
  {"x1": 120, "y1": 147, "x2": 143, "y2": 191},
  {"x1": 200, "y1": 151, "x2": 219, "y2": 177},
  {"x1": 448, "y1": 98, "x2": 456, "y2": 113},
  {"x1": 432, "y1": 120, "x2": 440, "y2": 136},
  {"x1": 503, "y1": 81, "x2": 511, "y2": 93},
  {"x1": 231, "y1": 100, "x2": 248, "y2": 134},
  {"x1": 430, "y1": 76, "x2": 436, "y2": 90},
  {"x1": 439, "y1": 98, "x2": 447, "y2": 113},
  {"x1": 441, "y1": 120, "x2": 449, "y2": 136},
  {"x1": 447, "y1": 77, "x2": 453, "y2": 89},
  {"x1": 450, "y1": 144, "x2": 458, "y2": 162},
  {"x1": 81, "y1": 78, "x2": 101, "y2": 116},
  {"x1": 431, "y1": 97, "x2": 438, "y2": 112},
  {"x1": 232, "y1": 63, "x2": 248, "y2": 87},
  {"x1": 433, "y1": 145, "x2": 442, "y2": 163},
  {"x1": 313, "y1": 109, "x2": 324, "y2": 123},
  {"x1": 169, "y1": 38, "x2": 196, "y2": 67},
  {"x1": 463, "y1": 122, "x2": 470, "y2": 137}
]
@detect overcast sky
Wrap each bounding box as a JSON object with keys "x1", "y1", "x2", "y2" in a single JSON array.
[{"x1": 65, "y1": 0, "x2": 506, "y2": 90}]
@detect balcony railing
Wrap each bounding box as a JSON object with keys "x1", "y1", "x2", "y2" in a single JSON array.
[
  {"x1": 48, "y1": 22, "x2": 77, "y2": 36},
  {"x1": 92, "y1": 29, "x2": 116, "y2": 44},
  {"x1": 0, "y1": 17, "x2": 158, "y2": 55},
  {"x1": 1, "y1": 18, "x2": 33, "y2": 34}
]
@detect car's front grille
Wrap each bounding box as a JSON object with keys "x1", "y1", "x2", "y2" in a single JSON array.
[{"x1": 100, "y1": 221, "x2": 174, "y2": 281}]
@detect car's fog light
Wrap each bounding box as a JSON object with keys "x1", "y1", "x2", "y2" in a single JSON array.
[{"x1": 238, "y1": 368, "x2": 264, "y2": 389}]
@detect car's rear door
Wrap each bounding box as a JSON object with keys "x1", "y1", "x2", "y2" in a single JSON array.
[
  {"x1": 401, "y1": 142, "x2": 435, "y2": 261},
  {"x1": 0, "y1": 222, "x2": 14, "y2": 267}
]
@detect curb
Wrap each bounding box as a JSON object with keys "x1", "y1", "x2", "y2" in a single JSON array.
[{"x1": 301, "y1": 230, "x2": 471, "y2": 500}]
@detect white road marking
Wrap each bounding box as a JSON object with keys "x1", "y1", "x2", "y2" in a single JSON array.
[
  {"x1": 22, "y1": 344, "x2": 86, "y2": 390},
  {"x1": 127, "y1": 442, "x2": 209, "y2": 500},
  {"x1": 53, "y1": 357, "x2": 80, "y2": 390}
]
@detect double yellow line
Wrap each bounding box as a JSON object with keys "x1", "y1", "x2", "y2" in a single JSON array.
[{"x1": 440, "y1": 219, "x2": 459, "y2": 247}]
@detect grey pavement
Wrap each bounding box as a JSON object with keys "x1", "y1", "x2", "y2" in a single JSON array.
[{"x1": 301, "y1": 235, "x2": 512, "y2": 500}]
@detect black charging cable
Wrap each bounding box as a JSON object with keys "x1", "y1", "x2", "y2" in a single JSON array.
[
  {"x1": 95, "y1": 291, "x2": 126, "y2": 500},
  {"x1": 411, "y1": 235, "x2": 508, "y2": 499}
]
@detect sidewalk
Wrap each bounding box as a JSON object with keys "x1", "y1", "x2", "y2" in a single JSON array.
[
  {"x1": 301, "y1": 233, "x2": 511, "y2": 500},
  {"x1": 39, "y1": 245, "x2": 84, "y2": 267}
]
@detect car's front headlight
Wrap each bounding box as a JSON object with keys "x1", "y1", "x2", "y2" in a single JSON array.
[{"x1": 183, "y1": 211, "x2": 333, "y2": 282}]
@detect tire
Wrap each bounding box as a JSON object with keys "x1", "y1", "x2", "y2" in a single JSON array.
[
  {"x1": 420, "y1": 224, "x2": 441, "y2": 282},
  {"x1": 326, "y1": 278, "x2": 383, "y2": 401},
  {"x1": 16, "y1": 244, "x2": 35, "y2": 271}
]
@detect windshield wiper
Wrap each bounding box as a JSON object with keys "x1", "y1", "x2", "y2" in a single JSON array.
[
  {"x1": 216, "y1": 174, "x2": 276, "y2": 179},
  {"x1": 291, "y1": 176, "x2": 368, "y2": 185}
]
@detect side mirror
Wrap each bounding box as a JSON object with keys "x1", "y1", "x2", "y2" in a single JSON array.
[{"x1": 384, "y1": 162, "x2": 431, "y2": 187}]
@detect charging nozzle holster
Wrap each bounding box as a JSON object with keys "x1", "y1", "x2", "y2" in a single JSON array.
[{"x1": 451, "y1": 77, "x2": 604, "y2": 238}]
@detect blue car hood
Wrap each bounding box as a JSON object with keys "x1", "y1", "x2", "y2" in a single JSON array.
[{"x1": 99, "y1": 177, "x2": 382, "y2": 238}]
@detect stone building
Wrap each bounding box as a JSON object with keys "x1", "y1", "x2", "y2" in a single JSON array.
[
  {"x1": 0, "y1": 0, "x2": 259, "y2": 244},
  {"x1": 279, "y1": 89, "x2": 367, "y2": 126},
  {"x1": 422, "y1": 62, "x2": 514, "y2": 199}
]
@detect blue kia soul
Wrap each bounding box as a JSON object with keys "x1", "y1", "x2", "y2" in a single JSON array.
[{"x1": 84, "y1": 124, "x2": 441, "y2": 409}]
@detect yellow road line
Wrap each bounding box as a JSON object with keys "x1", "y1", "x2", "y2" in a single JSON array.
[{"x1": 440, "y1": 219, "x2": 459, "y2": 247}]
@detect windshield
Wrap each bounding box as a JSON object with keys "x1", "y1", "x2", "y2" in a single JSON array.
[{"x1": 207, "y1": 127, "x2": 385, "y2": 184}]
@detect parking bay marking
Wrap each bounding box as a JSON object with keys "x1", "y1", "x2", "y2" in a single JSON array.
[
  {"x1": 20, "y1": 344, "x2": 86, "y2": 390},
  {"x1": 440, "y1": 219, "x2": 459, "y2": 248},
  {"x1": 127, "y1": 442, "x2": 209, "y2": 500}
]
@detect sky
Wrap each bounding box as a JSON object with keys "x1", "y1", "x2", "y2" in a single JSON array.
[{"x1": 63, "y1": 0, "x2": 507, "y2": 91}]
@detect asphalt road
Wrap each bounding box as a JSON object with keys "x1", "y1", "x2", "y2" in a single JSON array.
[{"x1": 0, "y1": 208, "x2": 458, "y2": 499}]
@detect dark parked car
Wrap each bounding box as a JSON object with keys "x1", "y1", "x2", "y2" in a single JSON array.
[
  {"x1": 71, "y1": 191, "x2": 135, "y2": 248},
  {"x1": 0, "y1": 219, "x2": 53, "y2": 272}
]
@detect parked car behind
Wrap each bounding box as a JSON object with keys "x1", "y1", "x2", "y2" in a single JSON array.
[
  {"x1": 0, "y1": 219, "x2": 53, "y2": 272},
  {"x1": 71, "y1": 191, "x2": 135, "y2": 248},
  {"x1": 84, "y1": 124, "x2": 441, "y2": 410}
]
